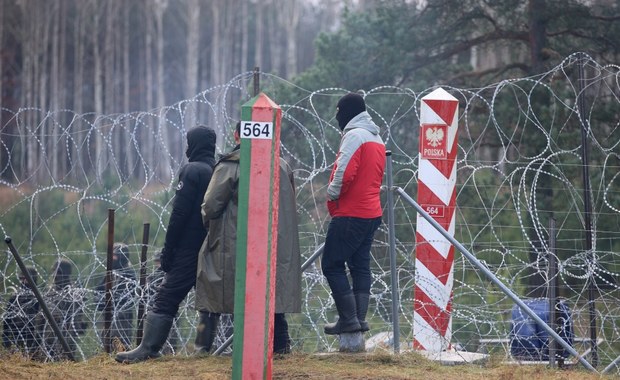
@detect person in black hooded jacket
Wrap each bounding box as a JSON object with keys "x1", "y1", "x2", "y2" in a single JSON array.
[{"x1": 116, "y1": 125, "x2": 217, "y2": 364}]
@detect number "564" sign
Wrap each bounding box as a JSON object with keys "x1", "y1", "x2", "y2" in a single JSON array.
[{"x1": 241, "y1": 121, "x2": 273, "y2": 139}]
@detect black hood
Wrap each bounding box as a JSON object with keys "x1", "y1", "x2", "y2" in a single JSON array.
[{"x1": 186, "y1": 125, "x2": 217, "y2": 163}]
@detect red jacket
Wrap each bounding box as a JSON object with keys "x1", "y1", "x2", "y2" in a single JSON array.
[{"x1": 327, "y1": 111, "x2": 385, "y2": 218}]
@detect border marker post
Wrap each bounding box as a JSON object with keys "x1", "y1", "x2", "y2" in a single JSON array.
[
  {"x1": 232, "y1": 92, "x2": 281, "y2": 380},
  {"x1": 413, "y1": 88, "x2": 459, "y2": 352}
]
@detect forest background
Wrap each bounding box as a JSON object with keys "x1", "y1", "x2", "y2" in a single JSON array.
[
  {"x1": 1, "y1": 0, "x2": 618, "y2": 241},
  {"x1": 1, "y1": 0, "x2": 620, "y2": 371}
]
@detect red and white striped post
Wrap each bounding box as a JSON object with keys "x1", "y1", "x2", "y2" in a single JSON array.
[
  {"x1": 413, "y1": 87, "x2": 459, "y2": 352},
  {"x1": 232, "y1": 93, "x2": 281, "y2": 380}
]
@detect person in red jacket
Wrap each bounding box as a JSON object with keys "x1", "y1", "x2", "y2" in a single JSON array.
[{"x1": 322, "y1": 92, "x2": 385, "y2": 336}]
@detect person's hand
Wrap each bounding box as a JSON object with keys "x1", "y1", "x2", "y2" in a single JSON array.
[{"x1": 160, "y1": 248, "x2": 175, "y2": 273}]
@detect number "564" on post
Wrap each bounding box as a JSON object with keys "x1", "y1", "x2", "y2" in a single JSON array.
[{"x1": 241, "y1": 121, "x2": 273, "y2": 139}]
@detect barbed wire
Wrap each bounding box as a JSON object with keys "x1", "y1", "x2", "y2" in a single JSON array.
[{"x1": 1, "y1": 53, "x2": 620, "y2": 370}]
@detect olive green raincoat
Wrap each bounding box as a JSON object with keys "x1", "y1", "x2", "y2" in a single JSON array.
[{"x1": 195, "y1": 148, "x2": 302, "y2": 314}]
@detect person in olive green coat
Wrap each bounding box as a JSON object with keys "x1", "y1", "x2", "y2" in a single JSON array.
[{"x1": 194, "y1": 122, "x2": 302, "y2": 354}]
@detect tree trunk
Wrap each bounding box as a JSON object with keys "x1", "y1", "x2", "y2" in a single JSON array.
[
  {"x1": 93, "y1": 1, "x2": 104, "y2": 182},
  {"x1": 18, "y1": 0, "x2": 34, "y2": 180},
  {"x1": 36, "y1": 1, "x2": 51, "y2": 183},
  {"x1": 57, "y1": 0, "x2": 68, "y2": 177},
  {"x1": 254, "y1": 1, "x2": 263, "y2": 69},
  {"x1": 123, "y1": 3, "x2": 134, "y2": 181},
  {"x1": 144, "y1": 0, "x2": 155, "y2": 176},
  {"x1": 280, "y1": 0, "x2": 300, "y2": 78},
  {"x1": 0, "y1": 0, "x2": 2, "y2": 113},
  {"x1": 72, "y1": 1, "x2": 89, "y2": 178},
  {"x1": 184, "y1": 0, "x2": 200, "y2": 132},
  {"x1": 0, "y1": 1, "x2": 4, "y2": 175},
  {"x1": 528, "y1": 0, "x2": 547, "y2": 74},
  {"x1": 210, "y1": 0, "x2": 222, "y2": 87},
  {"x1": 185, "y1": 0, "x2": 200, "y2": 100},
  {"x1": 154, "y1": 0, "x2": 170, "y2": 180},
  {"x1": 104, "y1": 1, "x2": 122, "y2": 181},
  {"x1": 73, "y1": 2, "x2": 85, "y2": 117},
  {"x1": 154, "y1": 0, "x2": 167, "y2": 110},
  {"x1": 524, "y1": 0, "x2": 552, "y2": 297},
  {"x1": 267, "y1": 2, "x2": 281, "y2": 75},
  {"x1": 240, "y1": 0, "x2": 248, "y2": 73},
  {"x1": 49, "y1": 0, "x2": 65, "y2": 179}
]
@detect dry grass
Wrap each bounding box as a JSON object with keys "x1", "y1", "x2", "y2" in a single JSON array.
[{"x1": 0, "y1": 350, "x2": 611, "y2": 380}]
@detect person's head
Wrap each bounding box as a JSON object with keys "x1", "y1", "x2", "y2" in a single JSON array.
[
  {"x1": 335, "y1": 92, "x2": 366, "y2": 131},
  {"x1": 234, "y1": 121, "x2": 241, "y2": 144},
  {"x1": 52, "y1": 259, "x2": 72, "y2": 289},
  {"x1": 186, "y1": 125, "x2": 217, "y2": 161},
  {"x1": 113, "y1": 243, "x2": 130, "y2": 270},
  {"x1": 19, "y1": 266, "x2": 38, "y2": 289}
]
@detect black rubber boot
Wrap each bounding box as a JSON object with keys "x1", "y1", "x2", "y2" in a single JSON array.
[
  {"x1": 355, "y1": 292, "x2": 370, "y2": 332},
  {"x1": 194, "y1": 312, "x2": 219, "y2": 354},
  {"x1": 115, "y1": 312, "x2": 173, "y2": 364},
  {"x1": 324, "y1": 291, "x2": 361, "y2": 335}
]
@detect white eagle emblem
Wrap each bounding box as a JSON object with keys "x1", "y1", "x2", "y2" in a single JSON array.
[{"x1": 425, "y1": 126, "x2": 444, "y2": 147}]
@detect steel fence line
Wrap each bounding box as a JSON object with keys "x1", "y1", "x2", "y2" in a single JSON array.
[
  {"x1": 394, "y1": 187, "x2": 597, "y2": 373},
  {"x1": 548, "y1": 218, "x2": 558, "y2": 368},
  {"x1": 577, "y1": 51, "x2": 598, "y2": 367},
  {"x1": 300, "y1": 243, "x2": 324, "y2": 272},
  {"x1": 603, "y1": 355, "x2": 620, "y2": 374},
  {"x1": 385, "y1": 152, "x2": 401, "y2": 353}
]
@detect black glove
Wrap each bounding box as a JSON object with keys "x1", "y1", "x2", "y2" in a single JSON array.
[{"x1": 160, "y1": 248, "x2": 175, "y2": 273}]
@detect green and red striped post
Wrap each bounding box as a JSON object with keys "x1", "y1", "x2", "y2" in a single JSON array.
[{"x1": 232, "y1": 92, "x2": 281, "y2": 380}]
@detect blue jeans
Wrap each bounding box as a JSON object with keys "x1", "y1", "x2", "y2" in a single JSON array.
[{"x1": 321, "y1": 216, "x2": 382, "y2": 296}]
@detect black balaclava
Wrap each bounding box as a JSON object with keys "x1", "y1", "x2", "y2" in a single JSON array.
[
  {"x1": 52, "y1": 259, "x2": 72, "y2": 289},
  {"x1": 186, "y1": 125, "x2": 217, "y2": 162},
  {"x1": 335, "y1": 93, "x2": 366, "y2": 131}
]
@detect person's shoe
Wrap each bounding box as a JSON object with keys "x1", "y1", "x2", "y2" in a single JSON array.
[
  {"x1": 115, "y1": 312, "x2": 172, "y2": 364},
  {"x1": 324, "y1": 291, "x2": 361, "y2": 335},
  {"x1": 194, "y1": 312, "x2": 219, "y2": 355}
]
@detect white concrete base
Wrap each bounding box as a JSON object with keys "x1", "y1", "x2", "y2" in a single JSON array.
[
  {"x1": 416, "y1": 349, "x2": 489, "y2": 365},
  {"x1": 364, "y1": 332, "x2": 488, "y2": 365}
]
